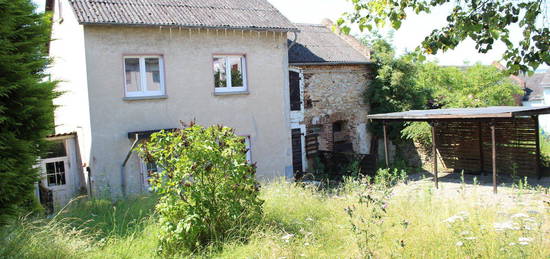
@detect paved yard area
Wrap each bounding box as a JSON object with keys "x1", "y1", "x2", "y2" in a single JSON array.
[{"x1": 395, "y1": 171, "x2": 550, "y2": 213}]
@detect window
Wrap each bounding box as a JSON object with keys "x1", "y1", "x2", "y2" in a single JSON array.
[
  {"x1": 46, "y1": 161, "x2": 66, "y2": 187},
  {"x1": 124, "y1": 56, "x2": 165, "y2": 97},
  {"x1": 45, "y1": 141, "x2": 67, "y2": 158},
  {"x1": 42, "y1": 140, "x2": 68, "y2": 187},
  {"x1": 213, "y1": 55, "x2": 247, "y2": 93}
]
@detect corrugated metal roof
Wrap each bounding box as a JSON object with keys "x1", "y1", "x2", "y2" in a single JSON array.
[
  {"x1": 288, "y1": 23, "x2": 370, "y2": 64},
  {"x1": 46, "y1": 132, "x2": 77, "y2": 138},
  {"x1": 368, "y1": 106, "x2": 550, "y2": 120},
  {"x1": 68, "y1": 0, "x2": 298, "y2": 32}
]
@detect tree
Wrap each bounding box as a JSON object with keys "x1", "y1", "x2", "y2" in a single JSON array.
[
  {"x1": 339, "y1": 0, "x2": 549, "y2": 74},
  {"x1": 401, "y1": 63, "x2": 523, "y2": 145},
  {"x1": 363, "y1": 34, "x2": 430, "y2": 139},
  {"x1": 0, "y1": 0, "x2": 57, "y2": 223}
]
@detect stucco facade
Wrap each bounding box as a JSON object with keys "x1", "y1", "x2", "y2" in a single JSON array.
[{"x1": 49, "y1": 0, "x2": 294, "y2": 197}]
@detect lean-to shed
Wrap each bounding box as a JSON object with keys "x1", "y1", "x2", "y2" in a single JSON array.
[{"x1": 367, "y1": 106, "x2": 550, "y2": 193}]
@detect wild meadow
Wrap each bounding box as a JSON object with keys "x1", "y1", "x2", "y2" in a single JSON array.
[{"x1": 1, "y1": 171, "x2": 549, "y2": 259}]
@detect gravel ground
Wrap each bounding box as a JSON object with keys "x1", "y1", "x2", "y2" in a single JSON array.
[{"x1": 394, "y1": 171, "x2": 550, "y2": 213}]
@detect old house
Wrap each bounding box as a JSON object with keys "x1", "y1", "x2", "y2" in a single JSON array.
[
  {"x1": 287, "y1": 20, "x2": 373, "y2": 175},
  {"x1": 519, "y1": 70, "x2": 550, "y2": 133},
  {"x1": 43, "y1": 0, "x2": 298, "y2": 207}
]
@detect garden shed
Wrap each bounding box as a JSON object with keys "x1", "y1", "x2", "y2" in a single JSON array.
[{"x1": 367, "y1": 106, "x2": 550, "y2": 193}]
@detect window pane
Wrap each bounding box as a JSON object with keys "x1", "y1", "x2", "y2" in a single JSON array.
[
  {"x1": 228, "y1": 56, "x2": 244, "y2": 87},
  {"x1": 44, "y1": 141, "x2": 66, "y2": 158},
  {"x1": 125, "y1": 58, "x2": 141, "y2": 92},
  {"x1": 145, "y1": 58, "x2": 161, "y2": 91},
  {"x1": 46, "y1": 162, "x2": 55, "y2": 174},
  {"x1": 213, "y1": 57, "x2": 227, "y2": 88}
]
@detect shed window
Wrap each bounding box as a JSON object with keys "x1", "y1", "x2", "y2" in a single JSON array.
[
  {"x1": 213, "y1": 55, "x2": 247, "y2": 93},
  {"x1": 124, "y1": 56, "x2": 165, "y2": 97},
  {"x1": 46, "y1": 161, "x2": 66, "y2": 187}
]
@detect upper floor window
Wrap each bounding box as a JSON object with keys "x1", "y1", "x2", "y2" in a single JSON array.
[
  {"x1": 124, "y1": 56, "x2": 165, "y2": 97},
  {"x1": 213, "y1": 55, "x2": 247, "y2": 93}
]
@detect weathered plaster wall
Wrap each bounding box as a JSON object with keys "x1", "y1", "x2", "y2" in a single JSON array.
[
  {"x1": 49, "y1": 0, "x2": 93, "y2": 191},
  {"x1": 297, "y1": 64, "x2": 373, "y2": 154},
  {"x1": 80, "y1": 26, "x2": 293, "y2": 197}
]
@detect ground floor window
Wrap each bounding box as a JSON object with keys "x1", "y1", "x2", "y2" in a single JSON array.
[{"x1": 45, "y1": 160, "x2": 66, "y2": 187}]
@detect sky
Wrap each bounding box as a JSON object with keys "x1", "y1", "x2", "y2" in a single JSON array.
[{"x1": 32, "y1": 0, "x2": 547, "y2": 70}]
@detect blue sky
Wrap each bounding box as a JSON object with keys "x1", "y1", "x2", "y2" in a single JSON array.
[{"x1": 32, "y1": 0, "x2": 547, "y2": 71}]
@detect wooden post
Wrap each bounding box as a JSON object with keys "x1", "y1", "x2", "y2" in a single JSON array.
[
  {"x1": 534, "y1": 115, "x2": 541, "y2": 179},
  {"x1": 383, "y1": 122, "x2": 389, "y2": 168},
  {"x1": 431, "y1": 122, "x2": 438, "y2": 189},
  {"x1": 478, "y1": 122, "x2": 485, "y2": 175},
  {"x1": 491, "y1": 122, "x2": 497, "y2": 193}
]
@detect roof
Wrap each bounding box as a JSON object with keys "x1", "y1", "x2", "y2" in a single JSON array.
[
  {"x1": 367, "y1": 106, "x2": 550, "y2": 121},
  {"x1": 520, "y1": 71, "x2": 547, "y2": 101},
  {"x1": 68, "y1": 0, "x2": 298, "y2": 32},
  {"x1": 288, "y1": 23, "x2": 370, "y2": 64},
  {"x1": 128, "y1": 128, "x2": 178, "y2": 139},
  {"x1": 46, "y1": 132, "x2": 77, "y2": 139}
]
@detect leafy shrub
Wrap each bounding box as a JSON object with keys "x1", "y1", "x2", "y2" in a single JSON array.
[
  {"x1": 374, "y1": 168, "x2": 407, "y2": 188},
  {"x1": 137, "y1": 124, "x2": 263, "y2": 255}
]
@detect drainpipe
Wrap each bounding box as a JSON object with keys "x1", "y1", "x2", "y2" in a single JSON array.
[
  {"x1": 121, "y1": 133, "x2": 140, "y2": 197},
  {"x1": 288, "y1": 31, "x2": 298, "y2": 49}
]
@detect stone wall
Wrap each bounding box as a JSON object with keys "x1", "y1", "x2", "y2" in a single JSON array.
[{"x1": 294, "y1": 64, "x2": 373, "y2": 154}]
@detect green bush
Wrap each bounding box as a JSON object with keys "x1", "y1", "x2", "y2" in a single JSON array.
[{"x1": 137, "y1": 125, "x2": 263, "y2": 255}]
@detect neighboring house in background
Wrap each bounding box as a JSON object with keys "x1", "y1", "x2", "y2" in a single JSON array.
[
  {"x1": 287, "y1": 20, "x2": 373, "y2": 175},
  {"x1": 517, "y1": 70, "x2": 550, "y2": 134},
  {"x1": 42, "y1": 0, "x2": 298, "y2": 207}
]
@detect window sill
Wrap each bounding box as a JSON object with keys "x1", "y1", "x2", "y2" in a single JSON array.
[
  {"x1": 213, "y1": 90, "x2": 249, "y2": 96},
  {"x1": 123, "y1": 95, "x2": 168, "y2": 101}
]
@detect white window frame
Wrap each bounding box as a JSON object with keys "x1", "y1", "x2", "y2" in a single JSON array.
[
  {"x1": 40, "y1": 140, "x2": 69, "y2": 190},
  {"x1": 213, "y1": 55, "x2": 248, "y2": 93},
  {"x1": 123, "y1": 55, "x2": 166, "y2": 98}
]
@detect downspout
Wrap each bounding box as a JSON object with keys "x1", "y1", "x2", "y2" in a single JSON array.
[
  {"x1": 288, "y1": 31, "x2": 298, "y2": 49},
  {"x1": 121, "y1": 134, "x2": 140, "y2": 197}
]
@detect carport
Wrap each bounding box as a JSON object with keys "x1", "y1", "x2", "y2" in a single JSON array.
[{"x1": 367, "y1": 106, "x2": 550, "y2": 193}]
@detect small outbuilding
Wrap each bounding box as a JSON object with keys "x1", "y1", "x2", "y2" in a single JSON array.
[{"x1": 367, "y1": 106, "x2": 550, "y2": 193}]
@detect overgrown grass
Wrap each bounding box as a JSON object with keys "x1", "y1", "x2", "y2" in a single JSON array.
[{"x1": 1, "y1": 178, "x2": 549, "y2": 258}]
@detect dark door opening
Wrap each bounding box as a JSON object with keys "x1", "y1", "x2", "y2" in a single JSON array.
[{"x1": 291, "y1": 128, "x2": 303, "y2": 177}]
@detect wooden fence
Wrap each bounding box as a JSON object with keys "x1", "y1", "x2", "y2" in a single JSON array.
[{"x1": 436, "y1": 118, "x2": 538, "y2": 177}]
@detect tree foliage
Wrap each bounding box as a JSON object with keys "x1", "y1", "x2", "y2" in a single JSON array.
[
  {"x1": 363, "y1": 35, "x2": 430, "y2": 139},
  {"x1": 339, "y1": 0, "x2": 550, "y2": 74},
  {"x1": 137, "y1": 125, "x2": 263, "y2": 255},
  {"x1": 0, "y1": 0, "x2": 57, "y2": 223},
  {"x1": 401, "y1": 63, "x2": 523, "y2": 145}
]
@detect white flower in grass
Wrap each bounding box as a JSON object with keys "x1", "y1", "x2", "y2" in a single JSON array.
[
  {"x1": 511, "y1": 213, "x2": 529, "y2": 219},
  {"x1": 456, "y1": 241, "x2": 464, "y2": 247},
  {"x1": 464, "y1": 236, "x2": 477, "y2": 240},
  {"x1": 444, "y1": 215, "x2": 465, "y2": 223},
  {"x1": 518, "y1": 237, "x2": 532, "y2": 243},
  {"x1": 305, "y1": 217, "x2": 313, "y2": 222},
  {"x1": 494, "y1": 221, "x2": 520, "y2": 231},
  {"x1": 509, "y1": 242, "x2": 516, "y2": 246},
  {"x1": 281, "y1": 234, "x2": 294, "y2": 243}
]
